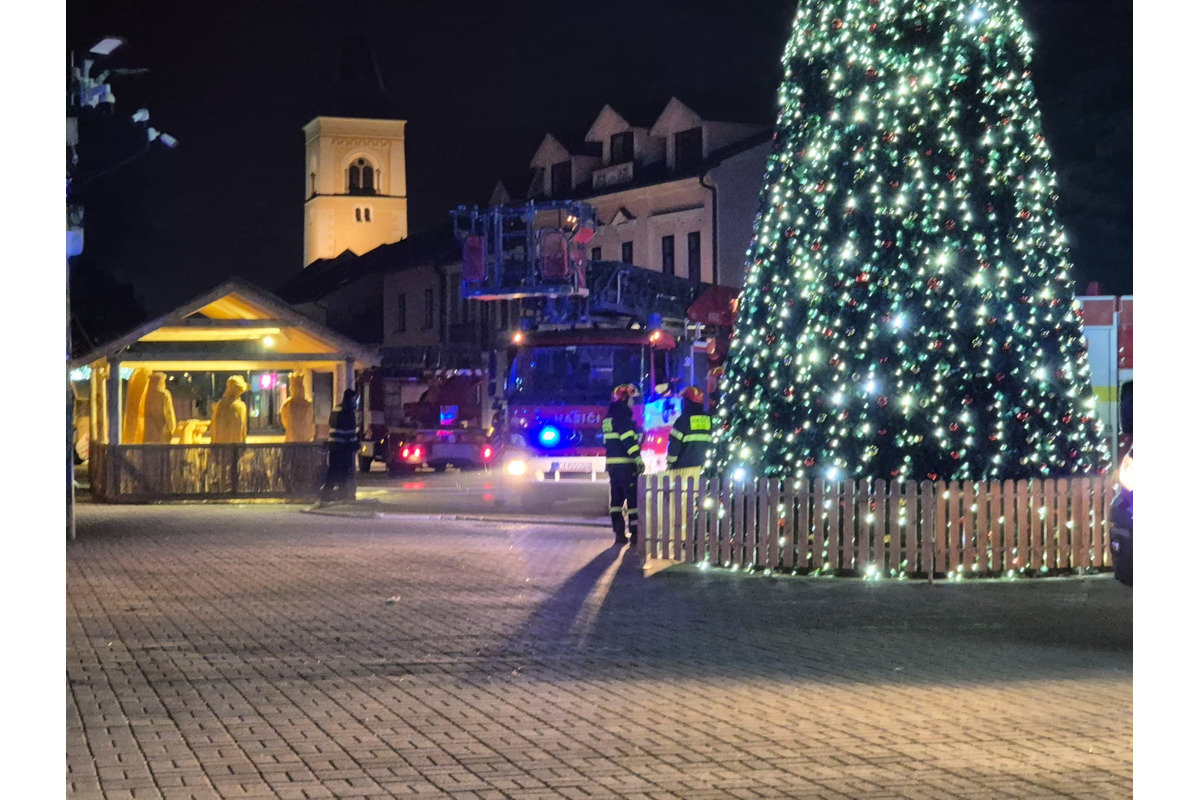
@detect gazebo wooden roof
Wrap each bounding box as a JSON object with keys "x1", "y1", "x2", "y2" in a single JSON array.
[{"x1": 70, "y1": 277, "x2": 375, "y2": 373}]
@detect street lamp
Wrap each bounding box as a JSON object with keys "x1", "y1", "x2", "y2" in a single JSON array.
[
  {"x1": 67, "y1": 36, "x2": 178, "y2": 538},
  {"x1": 89, "y1": 37, "x2": 125, "y2": 56}
]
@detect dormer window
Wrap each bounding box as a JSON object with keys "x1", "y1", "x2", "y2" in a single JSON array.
[
  {"x1": 550, "y1": 160, "x2": 572, "y2": 196},
  {"x1": 348, "y1": 158, "x2": 376, "y2": 196},
  {"x1": 674, "y1": 127, "x2": 703, "y2": 171},
  {"x1": 610, "y1": 131, "x2": 634, "y2": 165}
]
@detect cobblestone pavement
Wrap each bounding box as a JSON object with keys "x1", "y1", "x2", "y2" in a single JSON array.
[{"x1": 67, "y1": 504, "x2": 1132, "y2": 800}]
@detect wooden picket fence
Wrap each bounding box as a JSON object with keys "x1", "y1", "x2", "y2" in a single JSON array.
[{"x1": 638, "y1": 474, "x2": 1115, "y2": 579}]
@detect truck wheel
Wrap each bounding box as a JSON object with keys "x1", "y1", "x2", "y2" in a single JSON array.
[
  {"x1": 433, "y1": 463, "x2": 448, "y2": 473},
  {"x1": 359, "y1": 456, "x2": 373, "y2": 474}
]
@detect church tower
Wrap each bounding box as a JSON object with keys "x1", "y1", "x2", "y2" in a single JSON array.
[{"x1": 303, "y1": 33, "x2": 408, "y2": 266}]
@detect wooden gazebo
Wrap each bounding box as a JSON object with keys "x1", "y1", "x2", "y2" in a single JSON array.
[{"x1": 69, "y1": 279, "x2": 375, "y2": 502}]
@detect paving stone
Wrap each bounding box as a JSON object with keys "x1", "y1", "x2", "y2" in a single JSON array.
[{"x1": 68, "y1": 504, "x2": 1132, "y2": 799}]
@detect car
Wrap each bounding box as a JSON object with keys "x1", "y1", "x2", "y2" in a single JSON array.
[
  {"x1": 1109, "y1": 381, "x2": 1132, "y2": 587},
  {"x1": 1109, "y1": 448, "x2": 1132, "y2": 587}
]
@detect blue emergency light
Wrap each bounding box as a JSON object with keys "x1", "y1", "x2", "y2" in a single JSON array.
[{"x1": 536, "y1": 424, "x2": 564, "y2": 448}]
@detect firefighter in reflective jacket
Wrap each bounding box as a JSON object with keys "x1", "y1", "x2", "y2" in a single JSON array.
[
  {"x1": 316, "y1": 389, "x2": 360, "y2": 506},
  {"x1": 603, "y1": 384, "x2": 642, "y2": 546},
  {"x1": 667, "y1": 386, "x2": 712, "y2": 479},
  {"x1": 662, "y1": 385, "x2": 712, "y2": 539}
]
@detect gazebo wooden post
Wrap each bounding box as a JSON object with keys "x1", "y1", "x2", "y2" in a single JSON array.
[
  {"x1": 344, "y1": 356, "x2": 357, "y2": 497},
  {"x1": 342, "y1": 357, "x2": 356, "y2": 400},
  {"x1": 105, "y1": 362, "x2": 122, "y2": 499}
]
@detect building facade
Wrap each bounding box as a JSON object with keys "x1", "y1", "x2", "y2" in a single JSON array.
[
  {"x1": 303, "y1": 116, "x2": 409, "y2": 267},
  {"x1": 525, "y1": 97, "x2": 770, "y2": 289},
  {"x1": 286, "y1": 97, "x2": 771, "y2": 373}
]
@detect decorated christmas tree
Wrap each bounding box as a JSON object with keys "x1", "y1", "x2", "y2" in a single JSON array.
[{"x1": 714, "y1": 0, "x2": 1109, "y2": 483}]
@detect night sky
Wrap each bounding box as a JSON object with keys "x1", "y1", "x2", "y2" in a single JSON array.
[{"x1": 66, "y1": 0, "x2": 1132, "y2": 320}]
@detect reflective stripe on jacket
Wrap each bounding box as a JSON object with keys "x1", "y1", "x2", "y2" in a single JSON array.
[
  {"x1": 602, "y1": 414, "x2": 641, "y2": 466},
  {"x1": 327, "y1": 406, "x2": 359, "y2": 451},
  {"x1": 667, "y1": 405, "x2": 712, "y2": 470}
]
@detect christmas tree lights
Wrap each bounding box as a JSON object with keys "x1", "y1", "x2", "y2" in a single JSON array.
[{"x1": 714, "y1": 0, "x2": 1108, "y2": 482}]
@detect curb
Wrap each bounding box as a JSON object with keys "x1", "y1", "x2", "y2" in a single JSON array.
[{"x1": 300, "y1": 504, "x2": 608, "y2": 529}]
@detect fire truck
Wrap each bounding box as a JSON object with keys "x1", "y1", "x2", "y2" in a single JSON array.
[
  {"x1": 451, "y1": 200, "x2": 735, "y2": 481},
  {"x1": 449, "y1": 201, "x2": 1131, "y2": 481},
  {"x1": 357, "y1": 368, "x2": 497, "y2": 475},
  {"x1": 1078, "y1": 294, "x2": 1133, "y2": 462}
]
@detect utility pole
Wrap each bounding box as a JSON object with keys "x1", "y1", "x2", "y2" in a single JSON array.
[{"x1": 67, "y1": 37, "x2": 177, "y2": 539}]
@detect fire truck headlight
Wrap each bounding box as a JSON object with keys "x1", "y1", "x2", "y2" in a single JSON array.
[
  {"x1": 1118, "y1": 451, "x2": 1133, "y2": 492},
  {"x1": 505, "y1": 458, "x2": 528, "y2": 477}
]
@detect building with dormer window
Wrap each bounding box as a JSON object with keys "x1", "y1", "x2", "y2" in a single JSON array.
[
  {"x1": 283, "y1": 95, "x2": 771, "y2": 374},
  {"x1": 517, "y1": 97, "x2": 770, "y2": 288}
]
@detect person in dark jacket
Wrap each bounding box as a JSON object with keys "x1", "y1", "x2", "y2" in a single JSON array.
[
  {"x1": 317, "y1": 389, "x2": 360, "y2": 505},
  {"x1": 666, "y1": 385, "x2": 713, "y2": 478},
  {"x1": 603, "y1": 384, "x2": 642, "y2": 546}
]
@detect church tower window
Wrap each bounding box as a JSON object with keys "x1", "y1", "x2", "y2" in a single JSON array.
[{"x1": 348, "y1": 158, "x2": 376, "y2": 196}]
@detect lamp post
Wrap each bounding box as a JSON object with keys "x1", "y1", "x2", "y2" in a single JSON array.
[{"x1": 67, "y1": 36, "x2": 177, "y2": 539}]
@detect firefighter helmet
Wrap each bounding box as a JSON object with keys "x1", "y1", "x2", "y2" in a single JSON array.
[
  {"x1": 681, "y1": 385, "x2": 704, "y2": 404},
  {"x1": 611, "y1": 384, "x2": 640, "y2": 403}
]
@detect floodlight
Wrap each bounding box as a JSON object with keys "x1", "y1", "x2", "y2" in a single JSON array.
[{"x1": 89, "y1": 37, "x2": 124, "y2": 56}]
